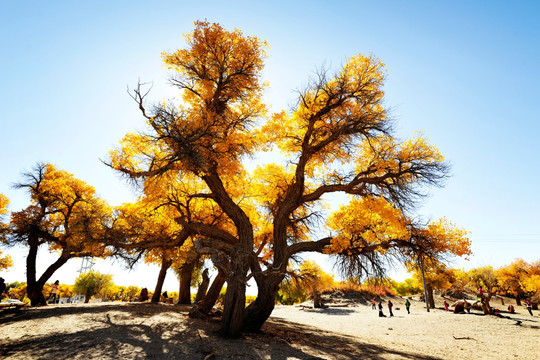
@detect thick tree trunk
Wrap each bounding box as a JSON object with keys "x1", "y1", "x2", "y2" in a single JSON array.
[
  {"x1": 426, "y1": 283, "x2": 435, "y2": 309},
  {"x1": 84, "y1": 290, "x2": 92, "y2": 303},
  {"x1": 516, "y1": 295, "x2": 522, "y2": 306},
  {"x1": 152, "y1": 256, "x2": 171, "y2": 303},
  {"x1": 27, "y1": 283, "x2": 47, "y2": 306},
  {"x1": 178, "y1": 261, "x2": 195, "y2": 304},
  {"x1": 26, "y1": 241, "x2": 46, "y2": 306},
  {"x1": 220, "y1": 274, "x2": 246, "y2": 338},
  {"x1": 201, "y1": 172, "x2": 254, "y2": 337},
  {"x1": 483, "y1": 293, "x2": 493, "y2": 314},
  {"x1": 194, "y1": 268, "x2": 210, "y2": 304},
  {"x1": 26, "y1": 239, "x2": 69, "y2": 306},
  {"x1": 313, "y1": 290, "x2": 324, "y2": 308},
  {"x1": 243, "y1": 273, "x2": 283, "y2": 332},
  {"x1": 189, "y1": 270, "x2": 226, "y2": 317}
]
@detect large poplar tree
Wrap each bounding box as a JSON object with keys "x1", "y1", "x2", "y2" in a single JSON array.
[{"x1": 108, "y1": 21, "x2": 470, "y2": 337}]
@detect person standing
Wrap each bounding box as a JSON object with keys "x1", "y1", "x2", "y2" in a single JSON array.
[
  {"x1": 47, "y1": 280, "x2": 59, "y2": 303},
  {"x1": 526, "y1": 301, "x2": 533, "y2": 316},
  {"x1": 388, "y1": 300, "x2": 394, "y2": 317},
  {"x1": 378, "y1": 301, "x2": 386, "y2": 317},
  {"x1": 444, "y1": 300, "x2": 450, "y2": 311},
  {"x1": 405, "y1": 299, "x2": 411, "y2": 314},
  {"x1": 371, "y1": 298, "x2": 377, "y2": 310}
]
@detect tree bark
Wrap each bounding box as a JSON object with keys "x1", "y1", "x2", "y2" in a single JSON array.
[
  {"x1": 220, "y1": 273, "x2": 246, "y2": 337},
  {"x1": 426, "y1": 283, "x2": 435, "y2": 309},
  {"x1": 202, "y1": 173, "x2": 254, "y2": 338},
  {"x1": 242, "y1": 273, "x2": 283, "y2": 332},
  {"x1": 194, "y1": 268, "x2": 210, "y2": 304},
  {"x1": 313, "y1": 290, "x2": 323, "y2": 308},
  {"x1": 189, "y1": 270, "x2": 226, "y2": 317},
  {"x1": 26, "y1": 238, "x2": 69, "y2": 306},
  {"x1": 26, "y1": 240, "x2": 46, "y2": 306},
  {"x1": 84, "y1": 290, "x2": 92, "y2": 303},
  {"x1": 152, "y1": 256, "x2": 171, "y2": 303},
  {"x1": 177, "y1": 261, "x2": 195, "y2": 304}
]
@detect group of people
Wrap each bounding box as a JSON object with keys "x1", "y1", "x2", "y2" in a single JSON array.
[
  {"x1": 372, "y1": 294, "x2": 535, "y2": 317},
  {"x1": 373, "y1": 297, "x2": 411, "y2": 317}
]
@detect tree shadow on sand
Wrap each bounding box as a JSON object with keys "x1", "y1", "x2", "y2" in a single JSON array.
[
  {"x1": 0, "y1": 303, "x2": 189, "y2": 327},
  {"x1": 294, "y1": 307, "x2": 357, "y2": 316},
  {"x1": 0, "y1": 303, "x2": 443, "y2": 360}
]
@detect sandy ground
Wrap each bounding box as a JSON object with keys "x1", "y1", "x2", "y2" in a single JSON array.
[{"x1": 0, "y1": 297, "x2": 538, "y2": 360}]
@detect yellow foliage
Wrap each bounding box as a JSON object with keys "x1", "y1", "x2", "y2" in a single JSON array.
[
  {"x1": 106, "y1": 20, "x2": 470, "y2": 310},
  {"x1": 0, "y1": 250, "x2": 13, "y2": 270},
  {"x1": 11, "y1": 164, "x2": 112, "y2": 257},
  {"x1": 326, "y1": 196, "x2": 408, "y2": 254},
  {"x1": 415, "y1": 218, "x2": 471, "y2": 259},
  {"x1": 0, "y1": 193, "x2": 8, "y2": 216}
]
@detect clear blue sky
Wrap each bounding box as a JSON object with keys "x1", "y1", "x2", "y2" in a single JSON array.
[{"x1": 1, "y1": 1, "x2": 539, "y2": 291}]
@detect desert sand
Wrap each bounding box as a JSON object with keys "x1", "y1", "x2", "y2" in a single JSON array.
[{"x1": 0, "y1": 296, "x2": 538, "y2": 359}]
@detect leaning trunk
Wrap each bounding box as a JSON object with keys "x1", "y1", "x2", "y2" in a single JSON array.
[
  {"x1": 152, "y1": 256, "x2": 171, "y2": 303},
  {"x1": 177, "y1": 261, "x2": 195, "y2": 304},
  {"x1": 194, "y1": 269, "x2": 210, "y2": 304},
  {"x1": 220, "y1": 273, "x2": 246, "y2": 337},
  {"x1": 243, "y1": 274, "x2": 283, "y2": 332},
  {"x1": 26, "y1": 238, "x2": 69, "y2": 306},
  {"x1": 189, "y1": 270, "x2": 226, "y2": 317}
]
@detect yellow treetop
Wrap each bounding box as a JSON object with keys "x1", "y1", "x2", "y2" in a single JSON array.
[{"x1": 10, "y1": 164, "x2": 112, "y2": 257}]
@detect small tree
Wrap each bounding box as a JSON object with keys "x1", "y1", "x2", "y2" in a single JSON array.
[
  {"x1": 467, "y1": 266, "x2": 498, "y2": 314},
  {"x1": 7, "y1": 282, "x2": 27, "y2": 301},
  {"x1": 7, "y1": 164, "x2": 113, "y2": 305},
  {"x1": 496, "y1": 258, "x2": 533, "y2": 305},
  {"x1": 408, "y1": 260, "x2": 456, "y2": 308},
  {"x1": 279, "y1": 260, "x2": 334, "y2": 307},
  {"x1": 74, "y1": 270, "x2": 114, "y2": 303},
  {"x1": 0, "y1": 194, "x2": 13, "y2": 270},
  {"x1": 521, "y1": 260, "x2": 540, "y2": 305},
  {"x1": 392, "y1": 278, "x2": 422, "y2": 296}
]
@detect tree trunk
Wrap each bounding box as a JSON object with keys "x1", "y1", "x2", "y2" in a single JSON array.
[
  {"x1": 26, "y1": 239, "x2": 69, "y2": 306},
  {"x1": 516, "y1": 294, "x2": 522, "y2": 306},
  {"x1": 152, "y1": 256, "x2": 171, "y2": 303},
  {"x1": 178, "y1": 261, "x2": 195, "y2": 304},
  {"x1": 220, "y1": 274, "x2": 246, "y2": 337},
  {"x1": 194, "y1": 268, "x2": 210, "y2": 304},
  {"x1": 26, "y1": 282, "x2": 47, "y2": 306},
  {"x1": 426, "y1": 283, "x2": 435, "y2": 309},
  {"x1": 26, "y1": 241, "x2": 46, "y2": 306},
  {"x1": 483, "y1": 293, "x2": 493, "y2": 314},
  {"x1": 313, "y1": 290, "x2": 323, "y2": 308},
  {"x1": 243, "y1": 273, "x2": 283, "y2": 332},
  {"x1": 84, "y1": 290, "x2": 92, "y2": 303},
  {"x1": 189, "y1": 270, "x2": 226, "y2": 317}
]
